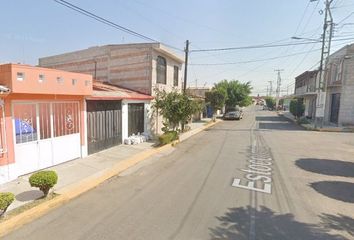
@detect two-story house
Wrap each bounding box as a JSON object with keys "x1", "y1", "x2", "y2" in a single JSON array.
[
  {"x1": 38, "y1": 43, "x2": 184, "y2": 135},
  {"x1": 323, "y1": 43, "x2": 354, "y2": 126},
  {"x1": 294, "y1": 70, "x2": 319, "y2": 120}
]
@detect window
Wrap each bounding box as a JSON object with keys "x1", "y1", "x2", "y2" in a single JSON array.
[
  {"x1": 53, "y1": 102, "x2": 80, "y2": 137},
  {"x1": 156, "y1": 56, "x2": 167, "y2": 84},
  {"x1": 17, "y1": 72, "x2": 25, "y2": 81},
  {"x1": 72, "y1": 79, "x2": 77, "y2": 86},
  {"x1": 14, "y1": 103, "x2": 37, "y2": 144},
  {"x1": 39, "y1": 74, "x2": 45, "y2": 83},
  {"x1": 173, "y1": 66, "x2": 179, "y2": 86},
  {"x1": 57, "y1": 77, "x2": 64, "y2": 85}
]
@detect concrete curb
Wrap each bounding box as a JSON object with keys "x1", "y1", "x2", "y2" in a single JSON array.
[{"x1": 0, "y1": 119, "x2": 221, "y2": 237}]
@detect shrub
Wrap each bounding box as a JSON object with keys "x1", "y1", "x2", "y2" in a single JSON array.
[
  {"x1": 29, "y1": 171, "x2": 58, "y2": 197},
  {"x1": 0, "y1": 192, "x2": 15, "y2": 216},
  {"x1": 290, "y1": 99, "x2": 305, "y2": 119},
  {"x1": 158, "y1": 131, "x2": 178, "y2": 145},
  {"x1": 297, "y1": 117, "x2": 310, "y2": 125}
]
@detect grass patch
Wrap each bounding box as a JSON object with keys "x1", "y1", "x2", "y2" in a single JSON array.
[{"x1": 0, "y1": 192, "x2": 59, "y2": 223}]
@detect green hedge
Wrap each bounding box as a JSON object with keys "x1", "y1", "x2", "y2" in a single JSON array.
[
  {"x1": 158, "y1": 131, "x2": 179, "y2": 145},
  {"x1": 0, "y1": 192, "x2": 15, "y2": 215},
  {"x1": 29, "y1": 171, "x2": 58, "y2": 197}
]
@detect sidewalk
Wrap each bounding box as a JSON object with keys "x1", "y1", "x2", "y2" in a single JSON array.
[
  {"x1": 0, "y1": 118, "x2": 214, "y2": 213},
  {"x1": 278, "y1": 111, "x2": 354, "y2": 132}
]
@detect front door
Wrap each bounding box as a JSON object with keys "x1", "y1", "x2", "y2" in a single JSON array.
[
  {"x1": 330, "y1": 93, "x2": 340, "y2": 124},
  {"x1": 128, "y1": 103, "x2": 145, "y2": 136}
]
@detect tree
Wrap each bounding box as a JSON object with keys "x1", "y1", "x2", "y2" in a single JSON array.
[
  {"x1": 205, "y1": 89, "x2": 226, "y2": 119},
  {"x1": 264, "y1": 96, "x2": 276, "y2": 110},
  {"x1": 152, "y1": 89, "x2": 200, "y2": 132},
  {"x1": 213, "y1": 80, "x2": 252, "y2": 109}
]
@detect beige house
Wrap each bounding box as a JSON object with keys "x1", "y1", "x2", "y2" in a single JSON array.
[
  {"x1": 323, "y1": 43, "x2": 354, "y2": 126},
  {"x1": 39, "y1": 43, "x2": 184, "y2": 134}
]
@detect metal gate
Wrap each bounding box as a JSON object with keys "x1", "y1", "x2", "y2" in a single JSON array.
[
  {"x1": 87, "y1": 100, "x2": 122, "y2": 155},
  {"x1": 330, "y1": 93, "x2": 340, "y2": 124},
  {"x1": 128, "y1": 103, "x2": 145, "y2": 136}
]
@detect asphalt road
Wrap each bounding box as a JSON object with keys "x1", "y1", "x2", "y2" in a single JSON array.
[{"x1": 4, "y1": 106, "x2": 354, "y2": 240}]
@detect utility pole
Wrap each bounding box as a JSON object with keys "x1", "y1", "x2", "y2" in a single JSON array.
[
  {"x1": 268, "y1": 81, "x2": 273, "y2": 97},
  {"x1": 183, "y1": 40, "x2": 189, "y2": 93},
  {"x1": 315, "y1": 0, "x2": 334, "y2": 128},
  {"x1": 275, "y1": 69, "x2": 284, "y2": 110},
  {"x1": 266, "y1": 86, "x2": 269, "y2": 96}
]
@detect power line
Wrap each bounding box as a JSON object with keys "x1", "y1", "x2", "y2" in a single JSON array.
[
  {"x1": 189, "y1": 36, "x2": 354, "y2": 53},
  {"x1": 189, "y1": 40, "x2": 321, "y2": 53},
  {"x1": 190, "y1": 47, "x2": 322, "y2": 66},
  {"x1": 53, "y1": 0, "x2": 183, "y2": 52}
]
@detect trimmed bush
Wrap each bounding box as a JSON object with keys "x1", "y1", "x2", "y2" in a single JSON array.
[
  {"x1": 29, "y1": 171, "x2": 58, "y2": 197},
  {"x1": 158, "y1": 131, "x2": 178, "y2": 145},
  {"x1": 0, "y1": 192, "x2": 15, "y2": 216}
]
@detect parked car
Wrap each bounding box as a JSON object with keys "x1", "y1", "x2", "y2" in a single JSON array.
[{"x1": 223, "y1": 110, "x2": 243, "y2": 120}]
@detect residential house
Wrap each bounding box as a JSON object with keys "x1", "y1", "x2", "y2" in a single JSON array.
[
  {"x1": 323, "y1": 43, "x2": 354, "y2": 126},
  {"x1": 293, "y1": 43, "x2": 354, "y2": 127},
  {"x1": 0, "y1": 63, "x2": 92, "y2": 184},
  {"x1": 294, "y1": 70, "x2": 319, "y2": 119},
  {"x1": 38, "y1": 43, "x2": 184, "y2": 134}
]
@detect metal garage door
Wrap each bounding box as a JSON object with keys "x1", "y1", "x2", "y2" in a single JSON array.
[
  {"x1": 128, "y1": 103, "x2": 145, "y2": 136},
  {"x1": 87, "y1": 100, "x2": 122, "y2": 155}
]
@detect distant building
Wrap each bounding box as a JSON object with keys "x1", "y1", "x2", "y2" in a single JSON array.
[
  {"x1": 38, "y1": 43, "x2": 184, "y2": 134},
  {"x1": 294, "y1": 70, "x2": 318, "y2": 120}
]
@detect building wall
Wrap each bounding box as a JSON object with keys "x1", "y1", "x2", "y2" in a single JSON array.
[
  {"x1": 0, "y1": 64, "x2": 92, "y2": 95},
  {"x1": 338, "y1": 53, "x2": 354, "y2": 126},
  {"x1": 39, "y1": 43, "x2": 184, "y2": 97}
]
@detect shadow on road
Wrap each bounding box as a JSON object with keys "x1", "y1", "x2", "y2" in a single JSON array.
[
  {"x1": 310, "y1": 181, "x2": 354, "y2": 203},
  {"x1": 296, "y1": 158, "x2": 354, "y2": 177},
  {"x1": 255, "y1": 116, "x2": 305, "y2": 131},
  {"x1": 320, "y1": 213, "x2": 354, "y2": 238},
  {"x1": 255, "y1": 116, "x2": 289, "y2": 122},
  {"x1": 209, "y1": 206, "x2": 345, "y2": 240}
]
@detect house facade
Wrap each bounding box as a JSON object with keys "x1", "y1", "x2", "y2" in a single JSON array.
[
  {"x1": 323, "y1": 43, "x2": 354, "y2": 126},
  {"x1": 86, "y1": 81, "x2": 152, "y2": 155},
  {"x1": 294, "y1": 70, "x2": 319, "y2": 120},
  {"x1": 0, "y1": 64, "x2": 92, "y2": 184},
  {"x1": 293, "y1": 43, "x2": 354, "y2": 127},
  {"x1": 38, "y1": 43, "x2": 184, "y2": 134}
]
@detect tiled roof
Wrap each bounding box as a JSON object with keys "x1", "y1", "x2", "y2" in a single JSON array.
[{"x1": 86, "y1": 81, "x2": 153, "y2": 100}]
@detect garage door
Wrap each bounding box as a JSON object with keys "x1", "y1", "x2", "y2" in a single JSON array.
[
  {"x1": 13, "y1": 101, "x2": 81, "y2": 176},
  {"x1": 87, "y1": 100, "x2": 122, "y2": 155}
]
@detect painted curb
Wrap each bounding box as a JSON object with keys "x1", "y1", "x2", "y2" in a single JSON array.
[{"x1": 0, "y1": 119, "x2": 220, "y2": 237}]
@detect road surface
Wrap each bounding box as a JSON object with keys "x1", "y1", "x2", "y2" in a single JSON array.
[{"x1": 4, "y1": 106, "x2": 354, "y2": 240}]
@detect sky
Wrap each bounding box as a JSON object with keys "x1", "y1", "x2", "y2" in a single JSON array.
[{"x1": 1, "y1": 0, "x2": 354, "y2": 96}]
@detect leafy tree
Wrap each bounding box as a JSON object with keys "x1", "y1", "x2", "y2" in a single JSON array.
[
  {"x1": 152, "y1": 89, "x2": 200, "y2": 132},
  {"x1": 205, "y1": 89, "x2": 226, "y2": 119},
  {"x1": 213, "y1": 80, "x2": 252, "y2": 108}
]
